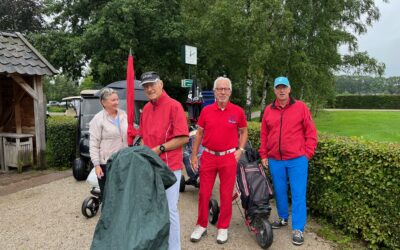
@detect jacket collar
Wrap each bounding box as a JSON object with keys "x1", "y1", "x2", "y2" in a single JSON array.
[
  {"x1": 212, "y1": 101, "x2": 231, "y2": 111},
  {"x1": 103, "y1": 109, "x2": 125, "y2": 121},
  {"x1": 271, "y1": 96, "x2": 296, "y2": 109},
  {"x1": 150, "y1": 91, "x2": 168, "y2": 107}
]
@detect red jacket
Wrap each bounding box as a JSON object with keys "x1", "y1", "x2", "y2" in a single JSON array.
[
  {"x1": 259, "y1": 98, "x2": 317, "y2": 160},
  {"x1": 139, "y1": 91, "x2": 189, "y2": 171}
]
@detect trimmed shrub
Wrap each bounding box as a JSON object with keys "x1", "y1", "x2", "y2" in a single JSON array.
[
  {"x1": 46, "y1": 116, "x2": 77, "y2": 168},
  {"x1": 247, "y1": 122, "x2": 400, "y2": 249},
  {"x1": 331, "y1": 95, "x2": 400, "y2": 109},
  {"x1": 310, "y1": 135, "x2": 400, "y2": 249},
  {"x1": 248, "y1": 121, "x2": 261, "y2": 149},
  {"x1": 47, "y1": 106, "x2": 66, "y2": 112}
]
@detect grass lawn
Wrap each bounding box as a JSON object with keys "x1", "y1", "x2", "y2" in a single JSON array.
[{"x1": 314, "y1": 111, "x2": 400, "y2": 143}]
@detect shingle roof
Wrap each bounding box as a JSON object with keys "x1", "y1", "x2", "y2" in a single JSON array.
[{"x1": 0, "y1": 32, "x2": 58, "y2": 76}]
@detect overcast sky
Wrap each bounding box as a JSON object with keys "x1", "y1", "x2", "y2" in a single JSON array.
[{"x1": 355, "y1": 0, "x2": 400, "y2": 77}]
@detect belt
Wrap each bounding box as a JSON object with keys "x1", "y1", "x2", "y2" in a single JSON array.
[{"x1": 204, "y1": 147, "x2": 236, "y2": 156}]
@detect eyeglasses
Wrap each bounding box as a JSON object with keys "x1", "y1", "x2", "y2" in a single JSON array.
[{"x1": 215, "y1": 88, "x2": 231, "y2": 92}]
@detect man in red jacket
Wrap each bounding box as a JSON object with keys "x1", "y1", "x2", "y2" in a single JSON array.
[
  {"x1": 139, "y1": 71, "x2": 189, "y2": 250},
  {"x1": 259, "y1": 76, "x2": 317, "y2": 246}
]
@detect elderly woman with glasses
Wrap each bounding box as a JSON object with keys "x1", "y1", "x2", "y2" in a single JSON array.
[{"x1": 89, "y1": 88, "x2": 128, "y2": 197}]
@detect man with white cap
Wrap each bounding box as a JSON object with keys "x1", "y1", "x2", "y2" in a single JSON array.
[
  {"x1": 259, "y1": 76, "x2": 317, "y2": 246},
  {"x1": 139, "y1": 71, "x2": 189, "y2": 250}
]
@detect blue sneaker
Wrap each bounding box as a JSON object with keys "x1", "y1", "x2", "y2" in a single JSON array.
[{"x1": 292, "y1": 230, "x2": 304, "y2": 245}]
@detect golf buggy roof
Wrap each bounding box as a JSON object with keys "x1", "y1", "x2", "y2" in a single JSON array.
[
  {"x1": 62, "y1": 96, "x2": 81, "y2": 101},
  {"x1": 80, "y1": 89, "x2": 98, "y2": 97},
  {"x1": 94, "y1": 80, "x2": 148, "y2": 101}
]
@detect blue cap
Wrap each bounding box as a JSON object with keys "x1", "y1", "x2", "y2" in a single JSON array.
[{"x1": 274, "y1": 76, "x2": 290, "y2": 88}]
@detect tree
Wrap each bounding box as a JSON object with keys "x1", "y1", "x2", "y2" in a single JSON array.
[
  {"x1": 182, "y1": 0, "x2": 386, "y2": 115},
  {"x1": 79, "y1": 75, "x2": 102, "y2": 92},
  {"x1": 182, "y1": 0, "x2": 284, "y2": 119},
  {"x1": 44, "y1": 75, "x2": 79, "y2": 101},
  {"x1": 31, "y1": 0, "x2": 387, "y2": 112},
  {"x1": 336, "y1": 75, "x2": 400, "y2": 95},
  {"x1": 30, "y1": 0, "x2": 187, "y2": 100},
  {"x1": 0, "y1": 0, "x2": 44, "y2": 33}
]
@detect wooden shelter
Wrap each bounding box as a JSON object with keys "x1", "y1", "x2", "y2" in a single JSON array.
[{"x1": 0, "y1": 31, "x2": 58, "y2": 171}]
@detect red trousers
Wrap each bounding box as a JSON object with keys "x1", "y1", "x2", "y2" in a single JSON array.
[{"x1": 196, "y1": 151, "x2": 237, "y2": 229}]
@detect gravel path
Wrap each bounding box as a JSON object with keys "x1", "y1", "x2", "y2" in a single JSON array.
[{"x1": 0, "y1": 176, "x2": 334, "y2": 250}]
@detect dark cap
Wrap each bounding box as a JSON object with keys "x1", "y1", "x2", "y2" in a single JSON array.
[{"x1": 140, "y1": 71, "x2": 160, "y2": 86}]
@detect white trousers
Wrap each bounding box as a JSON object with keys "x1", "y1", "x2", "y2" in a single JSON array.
[{"x1": 165, "y1": 170, "x2": 181, "y2": 250}]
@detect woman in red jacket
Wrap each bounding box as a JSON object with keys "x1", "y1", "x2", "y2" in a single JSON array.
[{"x1": 259, "y1": 76, "x2": 317, "y2": 246}]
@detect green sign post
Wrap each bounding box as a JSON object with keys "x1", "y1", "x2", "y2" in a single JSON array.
[{"x1": 181, "y1": 79, "x2": 193, "y2": 88}]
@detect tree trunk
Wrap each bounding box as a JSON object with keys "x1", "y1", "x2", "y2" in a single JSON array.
[
  {"x1": 300, "y1": 85, "x2": 304, "y2": 100},
  {"x1": 259, "y1": 77, "x2": 269, "y2": 122},
  {"x1": 245, "y1": 76, "x2": 252, "y2": 121}
]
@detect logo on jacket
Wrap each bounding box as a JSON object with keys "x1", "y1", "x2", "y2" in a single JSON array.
[{"x1": 228, "y1": 115, "x2": 237, "y2": 124}]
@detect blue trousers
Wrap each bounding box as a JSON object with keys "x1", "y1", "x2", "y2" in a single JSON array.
[
  {"x1": 166, "y1": 170, "x2": 181, "y2": 250},
  {"x1": 269, "y1": 156, "x2": 308, "y2": 232}
]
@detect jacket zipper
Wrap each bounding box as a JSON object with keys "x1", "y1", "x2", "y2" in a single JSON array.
[
  {"x1": 279, "y1": 109, "x2": 284, "y2": 160},
  {"x1": 119, "y1": 118, "x2": 123, "y2": 143}
]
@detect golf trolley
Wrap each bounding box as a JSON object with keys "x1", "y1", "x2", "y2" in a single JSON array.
[
  {"x1": 208, "y1": 147, "x2": 274, "y2": 249},
  {"x1": 81, "y1": 182, "x2": 102, "y2": 218},
  {"x1": 180, "y1": 77, "x2": 206, "y2": 192},
  {"x1": 180, "y1": 128, "x2": 204, "y2": 192},
  {"x1": 180, "y1": 77, "x2": 219, "y2": 192}
]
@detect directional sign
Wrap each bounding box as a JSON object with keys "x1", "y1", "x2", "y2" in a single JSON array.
[{"x1": 181, "y1": 79, "x2": 193, "y2": 88}]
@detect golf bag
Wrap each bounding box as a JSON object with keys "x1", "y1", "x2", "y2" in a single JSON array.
[{"x1": 236, "y1": 147, "x2": 273, "y2": 220}]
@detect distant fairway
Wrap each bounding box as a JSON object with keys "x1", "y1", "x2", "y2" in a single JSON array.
[{"x1": 314, "y1": 110, "x2": 400, "y2": 142}]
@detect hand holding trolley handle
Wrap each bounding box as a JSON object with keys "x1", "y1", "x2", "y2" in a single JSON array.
[
  {"x1": 261, "y1": 158, "x2": 269, "y2": 169},
  {"x1": 95, "y1": 165, "x2": 104, "y2": 179}
]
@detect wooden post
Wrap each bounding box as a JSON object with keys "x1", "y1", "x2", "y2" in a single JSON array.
[
  {"x1": 10, "y1": 74, "x2": 38, "y2": 100},
  {"x1": 33, "y1": 76, "x2": 46, "y2": 168},
  {"x1": 13, "y1": 84, "x2": 22, "y2": 134}
]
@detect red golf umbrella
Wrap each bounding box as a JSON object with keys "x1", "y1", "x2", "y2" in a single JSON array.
[{"x1": 126, "y1": 51, "x2": 136, "y2": 146}]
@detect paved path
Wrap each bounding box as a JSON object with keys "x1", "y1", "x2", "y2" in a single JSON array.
[
  {"x1": 0, "y1": 170, "x2": 334, "y2": 249},
  {"x1": 0, "y1": 170, "x2": 71, "y2": 196}
]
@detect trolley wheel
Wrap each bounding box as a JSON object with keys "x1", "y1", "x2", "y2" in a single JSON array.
[
  {"x1": 208, "y1": 199, "x2": 219, "y2": 225},
  {"x1": 254, "y1": 217, "x2": 273, "y2": 249},
  {"x1": 81, "y1": 196, "x2": 100, "y2": 218},
  {"x1": 73, "y1": 157, "x2": 89, "y2": 181},
  {"x1": 179, "y1": 175, "x2": 186, "y2": 192},
  {"x1": 194, "y1": 178, "x2": 200, "y2": 188}
]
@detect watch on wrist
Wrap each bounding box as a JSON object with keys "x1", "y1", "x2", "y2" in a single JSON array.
[
  {"x1": 159, "y1": 144, "x2": 166, "y2": 153},
  {"x1": 239, "y1": 147, "x2": 245, "y2": 152}
]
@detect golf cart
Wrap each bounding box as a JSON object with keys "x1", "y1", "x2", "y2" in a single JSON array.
[
  {"x1": 61, "y1": 96, "x2": 81, "y2": 116},
  {"x1": 72, "y1": 80, "x2": 148, "y2": 181}
]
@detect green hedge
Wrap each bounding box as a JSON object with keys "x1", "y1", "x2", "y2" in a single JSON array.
[
  {"x1": 47, "y1": 106, "x2": 66, "y2": 112},
  {"x1": 248, "y1": 121, "x2": 262, "y2": 149},
  {"x1": 46, "y1": 116, "x2": 77, "y2": 168},
  {"x1": 331, "y1": 95, "x2": 400, "y2": 109},
  {"x1": 247, "y1": 122, "x2": 400, "y2": 249}
]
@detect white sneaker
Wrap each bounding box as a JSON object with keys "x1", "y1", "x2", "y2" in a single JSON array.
[
  {"x1": 216, "y1": 229, "x2": 228, "y2": 244},
  {"x1": 190, "y1": 225, "x2": 207, "y2": 242}
]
